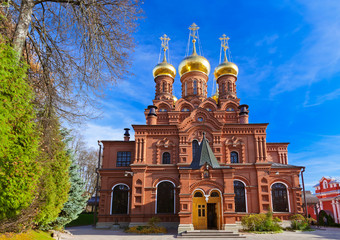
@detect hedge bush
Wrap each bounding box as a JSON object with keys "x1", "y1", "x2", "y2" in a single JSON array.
[
  {"x1": 318, "y1": 210, "x2": 335, "y2": 226},
  {"x1": 125, "y1": 226, "x2": 167, "y2": 234},
  {"x1": 241, "y1": 211, "x2": 282, "y2": 232},
  {"x1": 125, "y1": 217, "x2": 167, "y2": 234},
  {"x1": 289, "y1": 214, "x2": 312, "y2": 231}
]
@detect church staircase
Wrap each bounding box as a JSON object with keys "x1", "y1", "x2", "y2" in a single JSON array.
[{"x1": 178, "y1": 230, "x2": 245, "y2": 238}]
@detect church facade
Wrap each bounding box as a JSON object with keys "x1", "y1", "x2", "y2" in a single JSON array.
[
  {"x1": 97, "y1": 24, "x2": 304, "y2": 233},
  {"x1": 312, "y1": 177, "x2": 340, "y2": 223}
]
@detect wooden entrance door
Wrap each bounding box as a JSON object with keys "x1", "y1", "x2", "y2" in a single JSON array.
[
  {"x1": 192, "y1": 191, "x2": 207, "y2": 229},
  {"x1": 192, "y1": 190, "x2": 222, "y2": 230}
]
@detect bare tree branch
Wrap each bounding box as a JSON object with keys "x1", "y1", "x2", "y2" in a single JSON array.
[{"x1": 4, "y1": 0, "x2": 143, "y2": 122}]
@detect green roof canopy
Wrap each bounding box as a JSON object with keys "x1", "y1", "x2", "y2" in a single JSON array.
[{"x1": 190, "y1": 133, "x2": 221, "y2": 169}]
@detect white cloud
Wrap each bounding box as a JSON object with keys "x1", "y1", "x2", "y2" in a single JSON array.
[
  {"x1": 255, "y1": 34, "x2": 279, "y2": 46},
  {"x1": 270, "y1": 1, "x2": 340, "y2": 96},
  {"x1": 289, "y1": 134, "x2": 340, "y2": 190},
  {"x1": 303, "y1": 88, "x2": 340, "y2": 107}
]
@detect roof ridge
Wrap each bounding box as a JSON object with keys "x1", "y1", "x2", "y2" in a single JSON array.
[{"x1": 189, "y1": 134, "x2": 221, "y2": 169}]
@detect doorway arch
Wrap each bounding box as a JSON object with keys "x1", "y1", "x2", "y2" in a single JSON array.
[{"x1": 192, "y1": 189, "x2": 222, "y2": 230}]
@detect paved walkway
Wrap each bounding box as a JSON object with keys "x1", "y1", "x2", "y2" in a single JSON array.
[{"x1": 62, "y1": 225, "x2": 340, "y2": 240}]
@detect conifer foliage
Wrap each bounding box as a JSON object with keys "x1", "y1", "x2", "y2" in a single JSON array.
[
  {"x1": 0, "y1": 40, "x2": 73, "y2": 231},
  {"x1": 0, "y1": 41, "x2": 41, "y2": 221},
  {"x1": 49, "y1": 153, "x2": 88, "y2": 229},
  {"x1": 35, "y1": 125, "x2": 71, "y2": 228}
]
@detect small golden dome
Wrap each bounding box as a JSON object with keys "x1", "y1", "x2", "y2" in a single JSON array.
[
  {"x1": 178, "y1": 53, "x2": 211, "y2": 77},
  {"x1": 153, "y1": 61, "x2": 176, "y2": 79},
  {"x1": 211, "y1": 90, "x2": 219, "y2": 103},
  {"x1": 214, "y1": 61, "x2": 238, "y2": 79},
  {"x1": 215, "y1": 34, "x2": 238, "y2": 78},
  {"x1": 172, "y1": 95, "x2": 178, "y2": 103}
]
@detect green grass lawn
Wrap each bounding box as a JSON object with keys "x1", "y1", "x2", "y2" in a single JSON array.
[
  {"x1": 0, "y1": 230, "x2": 54, "y2": 240},
  {"x1": 66, "y1": 213, "x2": 94, "y2": 227}
]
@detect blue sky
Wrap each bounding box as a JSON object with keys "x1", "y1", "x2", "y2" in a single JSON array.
[{"x1": 82, "y1": 0, "x2": 340, "y2": 192}]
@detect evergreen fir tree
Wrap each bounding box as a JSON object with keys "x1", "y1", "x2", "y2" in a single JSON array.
[
  {"x1": 49, "y1": 151, "x2": 88, "y2": 229},
  {"x1": 0, "y1": 40, "x2": 41, "y2": 222}
]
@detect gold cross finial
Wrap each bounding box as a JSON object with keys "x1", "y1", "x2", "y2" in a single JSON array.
[
  {"x1": 160, "y1": 34, "x2": 170, "y2": 62},
  {"x1": 219, "y1": 34, "x2": 230, "y2": 62},
  {"x1": 189, "y1": 23, "x2": 200, "y2": 55},
  {"x1": 189, "y1": 23, "x2": 200, "y2": 42}
]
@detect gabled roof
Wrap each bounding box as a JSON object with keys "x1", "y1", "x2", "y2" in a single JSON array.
[
  {"x1": 302, "y1": 191, "x2": 319, "y2": 204},
  {"x1": 189, "y1": 134, "x2": 221, "y2": 169},
  {"x1": 329, "y1": 177, "x2": 340, "y2": 184},
  {"x1": 314, "y1": 176, "x2": 340, "y2": 188}
]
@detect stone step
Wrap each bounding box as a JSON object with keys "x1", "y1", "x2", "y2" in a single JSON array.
[
  {"x1": 186, "y1": 230, "x2": 235, "y2": 233},
  {"x1": 178, "y1": 235, "x2": 245, "y2": 238},
  {"x1": 178, "y1": 230, "x2": 246, "y2": 238},
  {"x1": 181, "y1": 232, "x2": 238, "y2": 235}
]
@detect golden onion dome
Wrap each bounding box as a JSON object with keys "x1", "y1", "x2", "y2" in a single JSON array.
[
  {"x1": 214, "y1": 61, "x2": 238, "y2": 78},
  {"x1": 178, "y1": 52, "x2": 211, "y2": 77},
  {"x1": 172, "y1": 95, "x2": 178, "y2": 103},
  {"x1": 215, "y1": 34, "x2": 238, "y2": 78},
  {"x1": 211, "y1": 90, "x2": 219, "y2": 104},
  {"x1": 153, "y1": 60, "x2": 176, "y2": 79}
]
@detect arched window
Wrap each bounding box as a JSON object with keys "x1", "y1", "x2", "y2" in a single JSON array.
[
  {"x1": 234, "y1": 181, "x2": 246, "y2": 212},
  {"x1": 111, "y1": 184, "x2": 129, "y2": 214},
  {"x1": 185, "y1": 82, "x2": 187, "y2": 96},
  {"x1": 210, "y1": 192, "x2": 219, "y2": 197},
  {"x1": 323, "y1": 180, "x2": 328, "y2": 189},
  {"x1": 193, "y1": 80, "x2": 197, "y2": 94},
  {"x1": 163, "y1": 82, "x2": 166, "y2": 93},
  {"x1": 272, "y1": 183, "x2": 289, "y2": 212},
  {"x1": 228, "y1": 81, "x2": 231, "y2": 91},
  {"x1": 230, "y1": 151, "x2": 239, "y2": 163},
  {"x1": 157, "y1": 181, "x2": 175, "y2": 214},
  {"x1": 162, "y1": 152, "x2": 171, "y2": 164},
  {"x1": 222, "y1": 82, "x2": 226, "y2": 94},
  {"x1": 192, "y1": 140, "x2": 199, "y2": 161},
  {"x1": 194, "y1": 191, "x2": 203, "y2": 197}
]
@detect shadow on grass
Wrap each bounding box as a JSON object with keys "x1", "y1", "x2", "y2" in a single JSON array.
[{"x1": 66, "y1": 213, "x2": 94, "y2": 227}]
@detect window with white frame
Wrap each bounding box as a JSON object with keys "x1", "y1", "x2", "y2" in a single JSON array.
[
  {"x1": 156, "y1": 181, "x2": 175, "y2": 214},
  {"x1": 323, "y1": 181, "x2": 328, "y2": 189},
  {"x1": 234, "y1": 180, "x2": 246, "y2": 212},
  {"x1": 111, "y1": 184, "x2": 129, "y2": 214},
  {"x1": 272, "y1": 183, "x2": 289, "y2": 212}
]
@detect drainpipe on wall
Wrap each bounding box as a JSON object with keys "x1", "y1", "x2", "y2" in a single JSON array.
[
  {"x1": 94, "y1": 140, "x2": 103, "y2": 227},
  {"x1": 301, "y1": 167, "x2": 308, "y2": 218}
]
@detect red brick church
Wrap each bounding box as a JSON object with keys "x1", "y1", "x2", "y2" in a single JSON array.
[{"x1": 97, "y1": 24, "x2": 304, "y2": 233}]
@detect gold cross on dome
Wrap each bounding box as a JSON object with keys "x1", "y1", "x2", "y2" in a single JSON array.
[
  {"x1": 189, "y1": 23, "x2": 200, "y2": 41},
  {"x1": 160, "y1": 34, "x2": 170, "y2": 52},
  {"x1": 219, "y1": 34, "x2": 230, "y2": 52}
]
